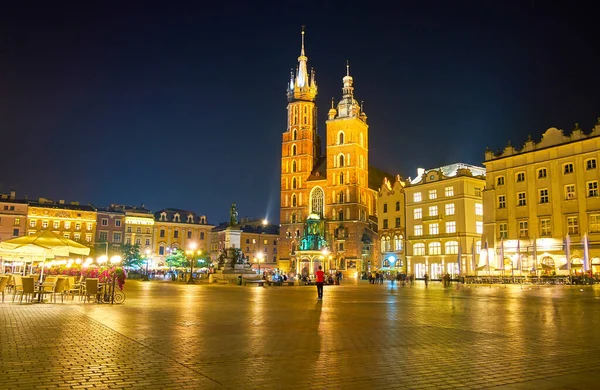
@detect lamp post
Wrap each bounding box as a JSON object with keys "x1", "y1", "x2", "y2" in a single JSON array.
[
  {"x1": 186, "y1": 243, "x2": 201, "y2": 284},
  {"x1": 256, "y1": 252, "x2": 264, "y2": 274},
  {"x1": 110, "y1": 255, "x2": 122, "y2": 304},
  {"x1": 143, "y1": 249, "x2": 151, "y2": 281}
]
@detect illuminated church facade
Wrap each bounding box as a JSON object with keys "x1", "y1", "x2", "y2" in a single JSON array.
[{"x1": 277, "y1": 30, "x2": 391, "y2": 277}]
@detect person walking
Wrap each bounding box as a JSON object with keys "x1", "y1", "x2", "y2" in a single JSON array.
[
  {"x1": 424, "y1": 272, "x2": 430, "y2": 288},
  {"x1": 315, "y1": 265, "x2": 324, "y2": 300}
]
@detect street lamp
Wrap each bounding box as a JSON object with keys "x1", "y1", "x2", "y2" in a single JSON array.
[
  {"x1": 186, "y1": 243, "x2": 201, "y2": 284},
  {"x1": 143, "y1": 249, "x2": 151, "y2": 281},
  {"x1": 256, "y1": 252, "x2": 264, "y2": 273}
]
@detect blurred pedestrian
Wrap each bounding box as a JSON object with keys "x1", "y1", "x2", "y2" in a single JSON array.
[{"x1": 315, "y1": 265, "x2": 324, "y2": 300}]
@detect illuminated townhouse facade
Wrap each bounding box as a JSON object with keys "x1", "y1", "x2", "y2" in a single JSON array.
[
  {"x1": 405, "y1": 164, "x2": 486, "y2": 279},
  {"x1": 278, "y1": 30, "x2": 387, "y2": 277},
  {"x1": 482, "y1": 123, "x2": 600, "y2": 274},
  {"x1": 123, "y1": 206, "x2": 154, "y2": 254},
  {"x1": 376, "y1": 176, "x2": 406, "y2": 270},
  {"x1": 153, "y1": 208, "x2": 212, "y2": 266},
  {"x1": 95, "y1": 206, "x2": 125, "y2": 256},
  {"x1": 0, "y1": 191, "x2": 27, "y2": 242},
  {"x1": 26, "y1": 198, "x2": 97, "y2": 246}
]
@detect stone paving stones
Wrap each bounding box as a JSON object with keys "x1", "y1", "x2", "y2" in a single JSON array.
[{"x1": 2, "y1": 281, "x2": 600, "y2": 389}]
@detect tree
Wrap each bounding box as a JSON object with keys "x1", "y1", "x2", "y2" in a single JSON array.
[
  {"x1": 120, "y1": 243, "x2": 144, "y2": 269},
  {"x1": 165, "y1": 249, "x2": 187, "y2": 269}
]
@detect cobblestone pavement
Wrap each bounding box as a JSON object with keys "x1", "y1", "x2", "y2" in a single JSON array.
[{"x1": 3, "y1": 280, "x2": 600, "y2": 389}]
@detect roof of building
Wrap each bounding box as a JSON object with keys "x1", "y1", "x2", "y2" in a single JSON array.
[
  {"x1": 27, "y1": 201, "x2": 96, "y2": 212},
  {"x1": 211, "y1": 222, "x2": 279, "y2": 235},
  {"x1": 154, "y1": 208, "x2": 209, "y2": 225},
  {"x1": 409, "y1": 162, "x2": 486, "y2": 185}
]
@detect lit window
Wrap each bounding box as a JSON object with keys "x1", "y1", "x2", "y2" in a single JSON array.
[
  {"x1": 429, "y1": 206, "x2": 438, "y2": 217},
  {"x1": 85, "y1": 234, "x2": 92, "y2": 242},
  {"x1": 519, "y1": 220, "x2": 528, "y2": 238},
  {"x1": 590, "y1": 215, "x2": 600, "y2": 233},
  {"x1": 445, "y1": 241, "x2": 458, "y2": 255},
  {"x1": 516, "y1": 172, "x2": 525, "y2": 182},
  {"x1": 564, "y1": 163, "x2": 574, "y2": 174},
  {"x1": 475, "y1": 203, "x2": 483, "y2": 215},
  {"x1": 429, "y1": 223, "x2": 439, "y2": 235},
  {"x1": 446, "y1": 221, "x2": 456, "y2": 233},
  {"x1": 476, "y1": 221, "x2": 483, "y2": 234},
  {"x1": 53, "y1": 221, "x2": 60, "y2": 229},
  {"x1": 586, "y1": 159, "x2": 597, "y2": 170},
  {"x1": 145, "y1": 238, "x2": 150, "y2": 246},
  {"x1": 414, "y1": 208, "x2": 422, "y2": 219},
  {"x1": 567, "y1": 216, "x2": 579, "y2": 235},
  {"x1": 137, "y1": 227, "x2": 141, "y2": 234},
  {"x1": 428, "y1": 242, "x2": 441, "y2": 255},
  {"x1": 414, "y1": 225, "x2": 423, "y2": 236},
  {"x1": 75, "y1": 223, "x2": 81, "y2": 230},
  {"x1": 538, "y1": 168, "x2": 547, "y2": 179},
  {"x1": 87, "y1": 223, "x2": 93, "y2": 231},
  {"x1": 499, "y1": 223, "x2": 507, "y2": 239},
  {"x1": 74, "y1": 233, "x2": 81, "y2": 241},
  {"x1": 565, "y1": 184, "x2": 576, "y2": 200},
  {"x1": 41, "y1": 220, "x2": 48, "y2": 228},
  {"x1": 445, "y1": 203, "x2": 455, "y2": 216},
  {"x1": 588, "y1": 181, "x2": 598, "y2": 197},
  {"x1": 13, "y1": 218, "x2": 20, "y2": 226},
  {"x1": 64, "y1": 222, "x2": 71, "y2": 229},
  {"x1": 517, "y1": 192, "x2": 526, "y2": 206},
  {"x1": 394, "y1": 235, "x2": 402, "y2": 251},
  {"x1": 497, "y1": 176, "x2": 505, "y2": 186},
  {"x1": 429, "y1": 190, "x2": 437, "y2": 200},
  {"x1": 413, "y1": 243, "x2": 425, "y2": 256},
  {"x1": 540, "y1": 218, "x2": 551, "y2": 237},
  {"x1": 413, "y1": 193, "x2": 422, "y2": 202},
  {"x1": 445, "y1": 186, "x2": 454, "y2": 197},
  {"x1": 30, "y1": 220, "x2": 36, "y2": 227}
]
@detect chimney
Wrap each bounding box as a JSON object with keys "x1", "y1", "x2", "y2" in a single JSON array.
[{"x1": 9, "y1": 190, "x2": 16, "y2": 200}]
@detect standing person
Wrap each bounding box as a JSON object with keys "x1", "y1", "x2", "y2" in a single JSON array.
[
  {"x1": 424, "y1": 272, "x2": 430, "y2": 288},
  {"x1": 315, "y1": 265, "x2": 324, "y2": 300}
]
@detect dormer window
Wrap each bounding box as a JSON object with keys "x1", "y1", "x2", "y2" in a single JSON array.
[
  {"x1": 160, "y1": 212, "x2": 167, "y2": 221},
  {"x1": 187, "y1": 214, "x2": 194, "y2": 223},
  {"x1": 174, "y1": 213, "x2": 181, "y2": 222}
]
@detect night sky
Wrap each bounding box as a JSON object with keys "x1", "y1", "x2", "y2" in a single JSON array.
[{"x1": 2, "y1": 2, "x2": 599, "y2": 224}]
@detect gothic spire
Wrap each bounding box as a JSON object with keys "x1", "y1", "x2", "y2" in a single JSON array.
[{"x1": 287, "y1": 27, "x2": 317, "y2": 102}]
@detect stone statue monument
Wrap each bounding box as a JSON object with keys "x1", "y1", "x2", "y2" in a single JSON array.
[{"x1": 229, "y1": 203, "x2": 238, "y2": 227}]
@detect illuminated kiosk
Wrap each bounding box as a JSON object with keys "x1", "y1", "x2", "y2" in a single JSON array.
[{"x1": 293, "y1": 213, "x2": 329, "y2": 278}]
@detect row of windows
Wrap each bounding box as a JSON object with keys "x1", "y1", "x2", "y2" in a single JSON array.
[
  {"x1": 2, "y1": 205, "x2": 16, "y2": 211},
  {"x1": 380, "y1": 235, "x2": 403, "y2": 252},
  {"x1": 496, "y1": 159, "x2": 597, "y2": 187},
  {"x1": 413, "y1": 221, "x2": 483, "y2": 235},
  {"x1": 382, "y1": 217, "x2": 401, "y2": 229},
  {"x1": 245, "y1": 238, "x2": 277, "y2": 245},
  {"x1": 100, "y1": 218, "x2": 123, "y2": 227},
  {"x1": 158, "y1": 229, "x2": 206, "y2": 240},
  {"x1": 412, "y1": 187, "x2": 481, "y2": 202},
  {"x1": 412, "y1": 241, "x2": 467, "y2": 256},
  {"x1": 412, "y1": 203, "x2": 481, "y2": 219},
  {"x1": 498, "y1": 181, "x2": 599, "y2": 208},
  {"x1": 127, "y1": 226, "x2": 152, "y2": 234},
  {"x1": 498, "y1": 214, "x2": 600, "y2": 238},
  {"x1": 382, "y1": 201, "x2": 401, "y2": 213},
  {"x1": 29, "y1": 220, "x2": 94, "y2": 230}
]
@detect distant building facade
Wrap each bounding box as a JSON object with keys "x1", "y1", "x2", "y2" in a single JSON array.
[
  {"x1": 153, "y1": 208, "x2": 212, "y2": 266},
  {"x1": 376, "y1": 176, "x2": 406, "y2": 271},
  {"x1": 95, "y1": 206, "x2": 125, "y2": 256},
  {"x1": 26, "y1": 198, "x2": 97, "y2": 247},
  {"x1": 0, "y1": 191, "x2": 27, "y2": 242},
  {"x1": 482, "y1": 123, "x2": 600, "y2": 274},
  {"x1": 405, "y1": 164, "x2": 486, "y2": 279},
  {"x1": 123, "y1": 206, "x2": 154, "y2": 254}
]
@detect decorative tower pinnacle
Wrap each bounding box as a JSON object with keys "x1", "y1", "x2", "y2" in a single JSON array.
[
  {"x1": 336, "y1": 61, "x2": 363, "y2": 120},
  {"x1": 287, "y1": 27, "x2": 317, "y2": 102}
]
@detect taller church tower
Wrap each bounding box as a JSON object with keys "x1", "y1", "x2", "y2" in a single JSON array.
[{"x1": 278, "y1": 29, "x2": 319, "y2": 270}]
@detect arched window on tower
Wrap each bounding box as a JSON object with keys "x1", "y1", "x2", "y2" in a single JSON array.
[
  {"x1": 338, "y1": 192, "x2": 345, "y2": 203},
  {"x1": 310, "y1": 187, "x2": 324, "y2": 216},
  {"x1": 359, "y1": 155, "x2": 364, "y2": 169},
  {"x1": 291, "y1": 213, "x2": 297, "y2": 223},
  {"x1": 292, "y1": 160, "x2": 297, "y2": 172},
  {"x1": 292, "y1": 194, "x2": 297, "y2": 207},
  {"x1": 292, "y1": 177, "x2": 297, "y2": 189},
  {"x1": 291, "y1": 144, "x2": 297, "y2": 156},
  {"x1": 293, "y1": 106, "x2": 298, "y2": 125},
  {"x1": 339, "y1": 173, "x2": 344, "y2": 185},
  {"x1": 338, "y1": 209, "x2": 344, "y2": 221},
  {"x1": 292, "y1": 129, "x2": 297, "y2": 140},
  {"x1": 303, "y1": 106, "x2": 307, "y2": 124},
  {"x1": 360, "y1": 132, "x2": 364, "y2": 147},
  {"x1": 339, "y1": 154, "x2": 345, "y2": 167},
  {"x1": 338, "y1": 131, "x2": 345, "y2": 145}
]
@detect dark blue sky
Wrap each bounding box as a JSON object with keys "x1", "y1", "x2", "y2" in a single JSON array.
[{"x1": 1, "y1": 1, "x2": 599, "y2": 224}]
